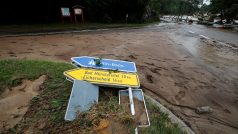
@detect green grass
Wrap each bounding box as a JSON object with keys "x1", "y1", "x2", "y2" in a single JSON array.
[
  {"x1": 0, "y1": 59, "x2": 73, "y2": 94},
  {"x1": 0, "y1": 22, "x2": 159, "y2": 35},
  {"x1": 0, "y1": 59, "x2": 185, "y2": 134},
  {"x1": 140, "y1": 99, "x2": 186, "y2": 134}
]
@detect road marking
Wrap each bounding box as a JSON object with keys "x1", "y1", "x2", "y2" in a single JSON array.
[
  {"x1": 199, "y1": 35, "x2": 210, "y2": 39},
  {"x1": 188, "y1": 31, "x2": 195, "y2": 34}
]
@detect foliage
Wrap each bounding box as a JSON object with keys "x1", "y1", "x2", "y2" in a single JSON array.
[
  {"x1": 209, "y1": 0, "x2": 238, "y2": 22},
  {"x1": 197, "y1": 4, "x2": 211, "y2": 21},
  {"x1": 94, "y1": 57, "x2": 103, "y2": 66},
  {"x1": 85, "y1": 0, "x2": 150, "y2": 22},
  {"x1": 0, "y1": 0, "x2": 152, "y2": 24},
  {"x1": 199, "y1": 4, "x2": 210, "y2": 14},
  {"x1": 0, "y1": 0, "x2": 202, "y2": 23},
  {"x1": 149, "y1": 0, "x2": 201, "y2": 15}
]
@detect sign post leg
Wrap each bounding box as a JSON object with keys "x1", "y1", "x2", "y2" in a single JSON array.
[{"x1": 128, "y1": 87, "x2": 135, "y2": 115}]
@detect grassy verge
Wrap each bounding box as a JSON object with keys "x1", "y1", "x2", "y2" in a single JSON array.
[
  {"x1": 140, "y1": 99, "x2": 186, "y2": 134},
  {"x1": 0, "y1": 59, "x2": 185, "y2": 134},
  {"x1": 0, "y1": 22, "x2": 158, "y2": 35}
]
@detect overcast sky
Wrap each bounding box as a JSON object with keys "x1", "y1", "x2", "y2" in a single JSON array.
[{"x1": 203, "y1": 0, "x2": 211, "y2": 5}]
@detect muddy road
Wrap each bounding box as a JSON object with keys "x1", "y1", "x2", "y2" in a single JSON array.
[{"x1": 0, "y1": 23, "x2": 237, "y2": 134}]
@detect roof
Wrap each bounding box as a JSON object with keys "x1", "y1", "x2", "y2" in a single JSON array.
[{"x1": 72, "y1": 5, "x2": 85, "y2": 9}]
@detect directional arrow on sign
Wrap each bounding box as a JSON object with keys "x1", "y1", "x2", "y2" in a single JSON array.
[
  {"x1": 64, "y1": 68, "x2": 140, "y2": 88},
  {"x1": 71, "y1": 56, "x2": 137, "y2": 73}
]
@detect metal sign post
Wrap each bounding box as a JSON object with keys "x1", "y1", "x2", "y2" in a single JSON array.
[
  {"x1": 119, "y1": 89, "x2": 150, "y2": 127},
  {"x1": 128, "y1": 87, "x2": 135, "y2": 115}
]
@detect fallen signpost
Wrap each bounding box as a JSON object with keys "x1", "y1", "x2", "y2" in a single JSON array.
[
  {"x1": 64, "y1": 68, "x2": 140, "y2": 88},
  {"x1": 71, "y1": 56, "x2": 137, "y2": 73},
  {"x1": 65, "y1": 80, "x2": 99, "y2": 121},
  {"x1": 64, "y1": 56, "x2": 150, "y2": 132}
]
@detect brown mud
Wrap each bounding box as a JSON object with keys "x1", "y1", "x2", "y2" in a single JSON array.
[
  {"x1": 0, "y1": 27, "x2": 237, "y2": 133},
  {"x1": 94, "y1": 118, "x2": 129, "y2": 134},
  {"x1": 0, "y1": 75, "x2": 46, "y2": 131},
  {"x1": 120, "y1": 96, "x2": 148, "y2": 126}
]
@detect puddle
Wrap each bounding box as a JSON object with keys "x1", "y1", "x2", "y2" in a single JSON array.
[
  {"x1": 170, "y1": 31, "x2": 200, "y2": 56},
  {"x1": 0, "y1": 75, "x2": 47, "y2": 131}
]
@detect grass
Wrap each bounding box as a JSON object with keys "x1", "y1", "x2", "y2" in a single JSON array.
[
  {"x1": 0, "y1": 60, "x2": 73, "y2": 94},
  {"x1": 140, "y1": 99, "x2": 186, "y2": 134},
  {"x1": 0, "y1": 59, "x2": 185, "y2": 134},
  {"x1": 0, "y1": 22, "x2": 159, "y2": 35}
]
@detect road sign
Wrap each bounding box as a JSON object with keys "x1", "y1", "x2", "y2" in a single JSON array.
[
  {"x1": 61, "y1": 7, "x2": 70, "y2": 16},
  {"x1": 71, "y1": 56, "x2": 137, "y2": 73},
  {"x1": 64, "y1": 68, "x2": 140, "y2": 87},
  {"x1": 65, "y1": 80, "x2": 99, "y2": 121}
]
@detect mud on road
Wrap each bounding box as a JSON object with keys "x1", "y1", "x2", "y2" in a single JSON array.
[
  {"x1": 0, "y1": 24, "x2": 238, "y2": 134},
  {"x1": 0, "y1": 75, "x2": 46, "y2": 131}
]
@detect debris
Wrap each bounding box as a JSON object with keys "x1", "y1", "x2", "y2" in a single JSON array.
[
  {"x1": 195, "y1": 106, "x2": 213, "y2": 114},
  {"x1": 37, "y1": 122, "x2": 46, "y2": 130},
  {"x1": 94, "y1": 57, "x2": 103, "y2": 66},
  {"x1": 129, "y1": 55, "x2": 137, "y2": 59},
  {"x1": 94, "y1": 119, "x2": 110, "y2": 131}
]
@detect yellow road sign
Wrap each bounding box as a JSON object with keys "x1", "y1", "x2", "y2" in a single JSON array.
[{"x1": 64, "y1": 68, "x2": 140, "y2": 87}]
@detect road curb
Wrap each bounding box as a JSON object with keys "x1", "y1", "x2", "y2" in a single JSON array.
[
  {"x1": 145, "y1": 95, "x2": 195, "y2": 134},
  {"x1": 0, "y1": 27, "x2": 141, "y2": 38}
]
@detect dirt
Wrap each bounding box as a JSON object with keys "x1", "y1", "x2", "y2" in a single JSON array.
[
  {"x1": 133, "y1": 97, "x2": 148, "y2": 126},
  {"x1": 120, "y1": 96, "x2": 148, "y2": 126},
  {"x1": 95, "y1": 118, "x2": 129, "y2": 134},
  {"x1": 0, "y1": 27, "x2": 237, "y2": 133},
  {"x1": 0, "y1": 75, "x2": 46, "y2": 131},
  {"x1": 94, "y1": 119, "x2": 110, "y2": 131}
]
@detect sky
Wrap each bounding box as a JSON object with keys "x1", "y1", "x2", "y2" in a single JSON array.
[{"x1": 203, "y1": 0, "x2": 211, "y2": 5}]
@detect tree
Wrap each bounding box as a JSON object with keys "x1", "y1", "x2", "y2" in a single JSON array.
[
  {"x1": 209, "y1": 0, "x2": 238, "y2": 23},
  {"x1": 85, "y1": 0, "x2": 150, "y2": 23},
  {"x1": 149, "y1": 0, "x2": 201, "y2": 16}
]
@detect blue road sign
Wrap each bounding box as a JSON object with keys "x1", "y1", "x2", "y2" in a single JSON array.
[{"x1": 71, "y1": 56, "x2": 137, "y2": 73}]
